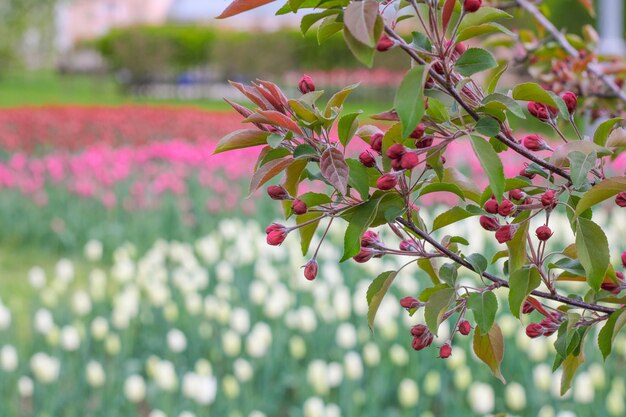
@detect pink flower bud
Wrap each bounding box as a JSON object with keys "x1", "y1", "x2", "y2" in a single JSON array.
[
  {"x1": 509, "y1": 189, "x2": 525, "y2": 201},
  {"x1": 370, "y1": 133, "x2": 383, "y2": 152},
  {"x1": 454, "y1": 42, "x2": 467, "y2": 55},
  {"x1": 522, "y1": 134, "x2": 550, "y2": 151},
  {"x1": 495, "y1": 224, "x2": 518, "y2": 244},
  {"x1": 541, "y1": 190, "x2": 556, "y2": 208},
  {"x1": 519, "y1": 167, "x2": 536, "y2": 180},
  {"x1": 292, "y1": 199, "x2": 308, "y2": 215},
  {"x1": 400, "y1": 152, "x2": 420, "y2": 170},
  {"x1": 498, "y1": 199, "x2": 515, "y2": 216},
  {"x1": 527, "y1": 101, "x2": 557, "y2": 121},
  {"x1": 458, "y1": 320, "x2": 472, "y2": 336},
  {"x1": 265, "y1": 223, "x2": 284, "y2": 234},
  {"x1": 601, "y1": 281, "x2": 620, "y2": 294},
  {"x1": 359, "y1": 151, "x2": 376, "y2": 168},
  {"x1": 399, "y1": 239, "x2": 418, "y2": 252},
  {"x1": 522, "y1": 300, "x2": 535, "y2": 314},
  {"x1": 535, "y1": 225, "x2": 553, "y2": 241},
  {"x1": 376, "y1": 173, "x2": 397, "y2": 190},
  {"x1": 376, "y1": 34, "x2": 395, "y2": 52},
  {"x1": 386, "y1": 143, "x2": 406, "y2": 160},
  {"x1": 415, "y1": 134, "x2": 434, "y2": 149},
  {"x1": 267, "y1": 185, "x2": 289, "y2": 200},
  {"x1": 266, "y1": 224, "x2": 288, "y2": 246},
  {"x1": 439, "y1": 343, "x2": 452, "y2": 358},
  {"x1": 410, "y1": 324, "x2": 428, "y2": 337},
  {"x1": 479, "y1": 215, "x2": 500, "y2": 231},
  {"x1": 409, "y1": 123, "x2": 425, "y2": 140},
  {"x1": 400, "y1": 297, "x2": 420, "y2": 309},
  {"x1": 298, "y1": 75, "x2": 315, "y2": 94},
  {"x1": 525, "y1": 323, "x2": 544, "y2": 338},
  {"x1": 391, "y1": 158, "x2": 403, "y2": 171},
  {"x1": 303, "y1": 258, "x2": 318, "y2": 281},
  {"x1": 561, "y1": 91, "x2": 577, "y2": 114},
  {"x1": 622, "y1": 251, "x2": 626, "y2": 268},
  {"x1": 353, "y1": 247, "x2": 375, "y2": 263},
  {"x1": 484, "y1": 198, "x2": 499, "y2": 214},
  {"x1": 616, "y1": 191, "x2": 626, "y2": 207},
  {"x1": 463, "y1": 0, "x2": 482, "y2": 12},
  {"x1": 361, "y1": 230, "x2": 382, "y2": 248}
]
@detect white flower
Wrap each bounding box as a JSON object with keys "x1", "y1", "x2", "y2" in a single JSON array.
[
  {"x1": 335, "y1": 323, "x2": 357, "y2": 349},
  {"x1": 249, "y1": 411, "x2": 267, "y2": 417},
  {"x1": 149, "y1": 410, "x2": 167, "y2": 417},
  {"x1": 303, "y1": 397, "x2": 325, "y2": 417},
  {"x1": 0, "y1": 345, "x2": 18, "y2": 371},
  {"x1": 223, "y1": 330, "x2": 242, "y2": 357},
  {"x1": 537, "y1": 405, "x2": 555, "y2": 417},
  {"x1": 0, "y1": 303, "x2": 11, "y2": 330},
  {"x1": 298, "y1": 307, "x2": 317, "y2": 333},
  {"x1": 249, "y1": 280, "x2": 268, "y2": 305},
  {"x1": 84, "y1": 239, "x2": 103, "y2": 261},
  {"x1": 179, "y1": 412, "x2": 196, "y2": 417},
  {"x1": 28, "y1": 267, "x2": 46, "y2": 289},
  {"x1": 30, "y1": 352, "x2": 60, "y2": 383},
  {"x1": 86, "y1": 360, "x2": 106, "y2": 387},
  {"x1": 124, "y1": 375, "x2": 146, "y2": 403},
  {"x1": 289, "y1": 336, "x2": 306, "y2": 359},
  {"x1": 55, "y1": 258, "x2": 75, "y2": 283},
  {"x1": 89, "y1": 269, "x2": 108, "y2": 301},
  {"x1": 105, "y1": 334, "x2": 121, "y2": 355},
  {"x1": 60, "y1": 325, "x2": 81, "y2": 351},
  {"x1": 195, "y1": 359, "x2": 213, "y2": 376},
  {"x1": 398, "y1": 378, "x2": 419, "y2": 408},
  {"x1": 453, "y1": 366, "x2": 471, "y2": 390},
  {"x1": 344, "y1": 351, "x2": 363, "y2": 380},
  {"x1": 327, "y1": 362, "x2": 343, "y2": 388},
  {"x1": 556, "y1": 412, "x2": 577, "y2": 417},
  {"x1": 389, "y1": 344, "x2": 409, "y2": 366},
  {"x1": 153, "y1": 360, "x2": 178, "y2": 392},
  {"x1": 534, "y1": 364, "x2": 552, "y2": 391},
  {"x1": 505, "y1": 382, "x2": 527, "y2": 411},
  {"x1": 588, "y1": 363, "x2": 606, "y2": 389},
  {"x1": 325, "y1": 403, "x2": 341, "y2": 417},
  {"x1": 91, "y1": 317, "x2": 109, "y2": 340},
  {"x1": 72, "y1": 291, "x2": 92, "y2": 316},
  {"x1": 423, "y1": 371, "x2": 441, "y2": 396},
  {"x1": 246, "y1": 322, "x2": 272, "y2": 358},
  {"x1": 333, "y1": 287, "x2": 351, "y2": 320},
  {"x1": 607, "y1": 388, "x2": 625, "y2": 416},
  {"x1": 446, "y1": 347, "x2": 465, "y2": 370},
  {"x1": 17, "y1": 376, "x2": 34, "y2": 397},
  {"x1": 182, "y1": 372, "x2": 217, "y2": 404},
  {"x1": 233, "y1": 358, "x2": 254, "y2": 382},
  {"x1": 468, "y1": 382, "x2": 495, "y2": 414},
  {"x1": 307, "y1": 360, "x2": 330, "y2": 395},
  {"x1": 167, "y1": 329, "x2": 187, "y2": 353},
  {"x1": 222, "y1": 375, "x2": 240, "y2": 399},
  {"x1": 362, "y1": 343, "x2": 380, "y2": 367},
  {"x1": 573, "y1": 372, "x2": 594, "y2": 404}
]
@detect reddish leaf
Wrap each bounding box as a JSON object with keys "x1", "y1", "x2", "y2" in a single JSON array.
[
  {"x1": 249, "y1": 157, "x2": 294, "y2": 196},
  {"x1": 257, "y1": 80, "x2": 289, "y2": 109},
  {"x1": 371, "y1": 110, "x2": 400, "y2": 121},
  {"x1": 578, "y1": 0, "x2": 595, "y2": 17},
  {"x1": 442, "y1": 0, "x2": 456, "y2": 32},
  {"x1": 257, "y1": 110, "x2": 304, "y2": 135},
  {"x1": 217, "y1": 0, "x2": 276, "y2": 19},
  {"x1": 214, "y1": 129, "x2": 270, "y2": 154},
  {"x1": 320, "y1": 147, "x2": 350, "y2": 195},
  {"x1": 229, "y1": 81, "x2": 271, "y2": 110}
]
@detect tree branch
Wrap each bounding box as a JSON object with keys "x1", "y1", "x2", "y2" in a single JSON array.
[
  {"x1": 516, "y1": 0, "x2": 626, "y2": 104},
  {"x1": 396, "y1": 217, "x2": 616, "y2": 314},
  {"x1": 383, "y1": 25, "x2": 573, "y2": 182}
]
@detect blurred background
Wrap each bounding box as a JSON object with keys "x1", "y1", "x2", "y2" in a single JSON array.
[{"x1": 0, "y1": 1, "x2": 625, "y2": 417}]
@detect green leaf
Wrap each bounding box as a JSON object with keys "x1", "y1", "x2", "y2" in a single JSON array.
[
  {"x1": 575, "y1": 217, "x2": 610, "y2": 290},
  {"x1": 481, "y1": 93, "x2": 526, "y2": 119},
  {"x1": 394, "y1": 65, "x2": 428, "y2": 138},
  {"x1": 424, "y1": 287, "x2": 456, "y2": 335},
  {"x1": 432, "y1": 206, "x2": 476, "y2": 231},
  {"x1": 293, "y1": 144, "x2": 317, "y2": 159},
  {"x1": 457, "y1": 22, "x2": 515, "y2": 42},
  {"x1": 575, "y1": 176, "x2": 626, "y2": 216},
  {"x1": 338, "y1": 112, "x2": 361, "y2": 147},
  {"x1": 343, "y1": 16, "x2": 381, "y2": 67},
  {"x1": 458, "y1": 7, "x2": 512, "y2": 32},
  {"x1": 561, "y1": 352, "x2": 585, "y2": 395},
  {"x1": 568, "y1": 150, "x2": 596, "y2": 190},
  {"x1": 266, "y1": 133, "x2": 283, "y2": 148},
  {"x1": 366, "y1": 271, "x2": 397, "y2": 329},
  {"x1": 281, "y1": 159, "x2": 307, "y2": 217},
  {"x1": 325, "y1": 84, "x2": 359, "y2": 118},
  {"x1": 469, "y1": 135, "x2": 505, "y2": 203},
  {"x1": 346, "y1": 159, "x2": 370, "y2": 200},
  {"x1": 301, "y1": 9, "x2": 340, "y2": 34},
  {"x1": 486, "y1": 63, "x2": 508, "y2": 94},
  {"x1": 598, "y1": 307, "x2": 626, "y2": 360},
  {"x1": 466, "y1": 253, "x2": 489, "y2": 277},
  {"x1": 506, "y1": 210, "x2": 530, "y2": 273},
  {"x1": 468, "y1": 291, "x2": 498, "y2": 333},
  {"x1": 296, "y1": 212, "x2": 322, "y2": 255},
  {"x1": 343, "y1": 0, "x2": 379, "y2": 47},
  {"x1": 438, "y1": 263, "x2": 458, "y2": 287},
  {"x1": 341, "y1": 197, "x2": 381, "y2": 261},
  {"x1": 418, "y1": 258, "x2": 441, "y2": 285},
  {"x1": 473, "y1": 323, "x2": 506, "y2": 383},
  {"x1": 214, "y1": 129, "x2": 270, "y2": 154},
  {"x1": 512, "y1": 82, "x2": 560, "y2": 108},
  {"x1": 550, "y1": 141, "x2": 611, "y2": 168},
  {"x1": 419, "y1": 182, "x2": 465, "y2": 201},
  {"x1": 454, "y1": 48, "x2": 497, "y2": 76},
  {"x1": 508, "y1": 266, "x2": 541, "y2": 319},
  {"x1": 475, "y1": 116, "x2": 500, "y2": 137},
  {"x1": 441, "y1": 168, "x2": 482, "y2": 203},
  {"x1": 593, "y1": 117, "x2": 622, "y2": 146},
  {"x1": 425, "y1": 97, "x2": 450, "y2": 123},
  {"x1": 317, "y1": 16, "x2": 343, "y2": 43}
]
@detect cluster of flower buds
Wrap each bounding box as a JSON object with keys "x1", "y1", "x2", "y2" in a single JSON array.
[
  {"x1": 601, "y1": 271, "x2": 625, "y2": 294},
  {"x1": 540, "y1": 190, "x2": 557, "y2": 209},
  {"x1": 265, "y1": 223, "x2": 289, "y2": 246},
  {"x1": 353, "y1": 230, "x2": 385, "y2": 263},
  {"x1": 410, "y1": 324, "x2": 435, "y2": 351},
  {"x1": 527, "y1": 102, "x2": 558, "y2": 122},
  {"x1": 388, "y1": 143, "x2": 420, "y2": 172},
  {"x1": 480, "y1": 196, "x2": 525, "y2": 243},
  {"x1": 525, "y1": 312, "x2": 564, "y2": 338}
]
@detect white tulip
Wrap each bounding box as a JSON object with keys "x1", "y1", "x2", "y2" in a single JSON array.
[
  {"x1": 91, "y1": 317, "x2": 109, "y2": 340},
  {"x1": 335, "y1": 323, "x2": 357, "y2": 349},
  {"x1": 86, "y1": 360, "x2": 106, "y2": 387},
  {"x1": 60, "y1": 325, "x2": 80, "y2": 351},
  {"x1": 124, "y1": 375, "x2": 146, "y2": 403},
  {"x1": 573, "y1": 372, "x2": 594, "y2": 404},
  {"x1": 325, "y1": 403, "x2": 341, "y2": 417},
  {"x1": 398, "y1": 378, "x2": 419, "y2": 408},
  {"x1": 233, "y1": 358, "x2": 254, "y2": 382},
  {"x1": 55, "y1": 258, "x2": 75, "y2": 283},
  {"x1": 467, "y1": 382, "x2": 495, "y2": 414},
  {"x1": 223, "y1": 330, "x2": 242, "y2": 357},
  {"x1": 17, "y1": 376, "x2": 34, "y2": 397},
  {"x1": 105, "y1": 334, "x2": 121, "y2": 355},
  {"x1": 30, "y1": 352, "x2": 60, "y2": 384},
  {"x1": 166, "y1": 329, "x2": 187, "y2": 353},
  {"x1": 344, "y1": 351, "x2": 363, "y2": 380},
  {"x1": 0, "y1": 345, "x2": 18, "y2": 371},
  {"x1": 389, "y1": 344, "x2": 409, "y2": 366},
  {"x1": 505, "y1": 382, "x2": 526, "y2": 411},
  {"x1": 303, "y1": 397, "x2": 325, "y2": 417},
  {"x1": 153, "y1": 360, "x2": 177, "y2": 392},
  {"x1": 362, "y1": 343, "x2": 380, "y2": 367},
  {"x1": 84, "y1": 239, "x2": 103, "y2": 261},
  {"x1": 222, "y1": 375, "x2": 240, "y2": 399},
  {"x1": 289, "y1": 336, "x2": 306, "y2": 360},
  {"x1": 149, "y1": 410, "x2": 167, "y2": 417},
  {"x1": 453, "y1": 366, "x2": 472, "y2": 390},
  {"x1": 72, "y1": 291, "x2": 92, "y2": 316},
  {"x1": 607, "y1": 388, "x2": 625, "y2": 416},
  {"x1": 534, "y1": 364, "x2": 552, "y2": 392},
  {"x1": 28, "y1": 267, "x2": 46, "y2": 289},
  {"x1": 423, "y1": 371, "x2": 441, "y2": 396},
  {"x1": 0, "y1": 304, "x2": 12, "y2": 330}
]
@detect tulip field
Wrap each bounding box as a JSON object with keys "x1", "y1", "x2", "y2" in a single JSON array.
[{"x1": 1, "y1": 105, "x2": 626, "y2": 417}]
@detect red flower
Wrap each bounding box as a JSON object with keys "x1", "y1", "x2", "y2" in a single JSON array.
[
  {"x1": 498, "y1": 199, "x2": 515, "y2": 216},
  {"x1": 409, "y1": 123, "x2": 425, "y2": 140},
  {"x1": 527, "y1": 101, "x2": 557, "y2": 121},
  {"x1": 292, "y1": 199, "x2": 308, "y2": 215},
  {"x1": 400, "y1": 153, "x2": 420, "y2": 170},
  {"x1": 522, "y1": 134, "x2": 550, "y2": 151},
  {"x1": 359, "y1": 151, "x2": 376, "y2": 168},
  {"x1": 458, "y1": 320, "x2": 472, "y2": 336},
  {"x1": 370, "y1": 133, "x2": 384, "y2": 152},
  {"x1": 541, "y1": 190, "x2": 556, "y2": 208},
  {"x1": 267, "y1": 185, "x2": 289, "y2": 200},
  {"x1": 400, "y1": 297, "x2": 420, "y2": 309},
  {"x1": 386, "y1": 143, "x2": 406, "y2": 160},
  {"x1": 266, "y1": 224, "x2": 288, "y2": 246},
  {"x1": 484, "y1": 198, "x2": 499, "y2": 214}
]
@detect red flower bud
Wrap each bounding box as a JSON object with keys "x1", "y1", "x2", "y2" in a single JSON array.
[
  {"x1": 479, "y1": 215, "x2": 500, "y2": 231},
  {"x1": 409, "y1": 123, "x2": 425, "y2": 140},
  {"x1": 370, "y1": 133, "x2": 383, "y2": 152},
  {"x1": 519, "y1": 167, "x2": 536, "y2": 180},
  {"x1": 359, "y1": 151, "x2": 377, "y2": 168},
  {"x1": 266, "y1": 223, "x2": 284, "y2": 234},
  {"x1": 400, "y1": 152, "x2": 420, "y2": 170},
  {"x1": 266, "y1": 225, "x2": 288, "y2": 246},
  {"x1": 458, "y1": 320, "x2": 472, "y2": 336},
  {"x1": 535, "y1": 225, "x2": 553, "y2": 241},
  {"x1": 495, "y1": 224, "x2": 518, "y2": 244},
  {"x1": 400, "y1": 297, "x2": 420, "y2": 309},
  {"x1": 303, "y1": 258, "x2": 318, "y2": 281},
  {"x1": 463, "y1": 0, "x2": 482, "y2": 13},
  {"x1": 376, "y1": 173, "x2": 398, "y2": 190},
  {"x1": 376, "y1": 34, "x2": 395, "y2": 52},
  {"x1": 601, "y1": 281, "x2": 620, "y2": 294},
  {"x1": 415, "y1": 134, "x2": 434, "y2": 149},
  {"x1": 509, "y1": 189, "x2": 525, "y2": 201},
  {"x1": 361, "y1": 230, "x2": 382, "y2": 248},
  {"x1": 616, "y1": 191, "x2": 626, "y2": 207},
  {"x1": 432, "y1": 60, "x2": 445, "y2": 75},
  {"x1": 525, "y1": 323, "x2": 544, "y2": 338},
  {"x1": 454, "y1": 42, "x2": 467, "y2": 55},
  {"x1": 617, "y1": 271, "x2": 625, "y2": 281},
  {"x1": 622, "y1": 251, "x2": 626, "y2": 268},
  {"x1": 298, "y1": 75, "x2": 315, "y2": 94},
  {"x1": 522, "y1": 300, "x2": 535, "y2": 314},
  {"x1": 353, "y1": 247, "x2": 375, "y2": 263},
  {"x1": 411, "y1": 329, "x2": 434, "y2": 351},
  {"x1": 561, "y1": 91, "x2": 577, "y2": 114},
  {"x1": 267, "y1": 185, "x2": 289, "y2": 200},
  {"x1": 399, "y1": 239, "x2": 418, "y2": 252},
  {"x1": 410, "y1": 324, "x2": 428, "y2": 337},
  {"x1": 439, "y1": 343, "x2": 452, "y2": 358},
  {"x1": 391, "y1": 158, "x2": 403, "y2": 171},
  {"x1": 292, "y1": 199, "x2": 308, "y2": 215},
  {"x1": 387, "y1": 143, "x2": 406, "y2": 160},
  {"x1": 541, "y1": 190, "x2": 556, "y2": 208},
  {"x1": 522, "y1": 134, "x2": 550, "y2": 151},
  {"x1": 484, "y1": 198, "x2": 499, "y2": 214},
  {"x1": 527, "y1": 101, "x2": 557, "y2": 121},
  {"x1": 498, "y1": 199, "x2": 515, "y2": 217}
]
